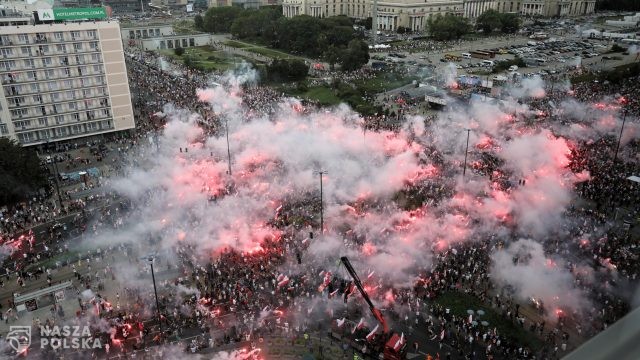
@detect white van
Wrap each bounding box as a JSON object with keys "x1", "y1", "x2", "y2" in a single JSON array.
[
  {"x1": 482, "y1": 60, "x2": 495, "y2": 67},
  {"x1": 462, "y1": 53, "x2": 472, "y2": 59}
]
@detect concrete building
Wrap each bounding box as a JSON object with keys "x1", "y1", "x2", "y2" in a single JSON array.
[
  {"x1": 606, "y1": 13, "x2": 640, "y2": 28},
  {"x1": 463, "y1": 0, "x2": 596, "y2": 19},
  {"x1": 282, "y1": 0, "x2": 464, "y2": 31},
  {"x1": 120, "y1": 23, "x2": 214, "y2": 51},
  {"x1": 0, "y1": 17, "x2": 135, "y2": 146}
]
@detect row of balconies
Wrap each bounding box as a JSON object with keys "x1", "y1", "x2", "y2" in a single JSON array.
[
  {"x1": 16, "y1": 121, "x2": 115, "y2": 143},
  {"x1": 12, "y1": 113, "x2": 112, "y2": 133},
  {"x1": 10, "y1": 109, "x2": 111, "y2": 128},
  {"x1": 9, "y1": 102, "x2": 110, "y2": 117},
  {"x1": 0, "y1": 34, "x2": 98, "y2": 47},
  {"x1": 0, "y1": 46, "x2": 101, "y2": 60},
  {"x1": 2, "y1": 69, "x2": 103, "y2": 84},
  {"x1": 1, "y1": 75, "x2": 106, "y2": 88}
]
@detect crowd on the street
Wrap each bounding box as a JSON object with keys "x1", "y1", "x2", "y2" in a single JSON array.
[{"x1": 1, "y1": 43, "x2": 639, "y2": 360}]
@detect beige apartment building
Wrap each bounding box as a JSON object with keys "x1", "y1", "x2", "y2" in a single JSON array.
[
  {"x1": 281, "y1": 0, "x2": 595, "y2": 31},
  {"x1": 464, "y1": 0, "x2": 596, "y2": 18},
  {"x1": 282, "y1": 0, "x2": 463, "y2": 31},
  {"x1": 0, "y1": 19, "x2": 135, "y2": 146}
]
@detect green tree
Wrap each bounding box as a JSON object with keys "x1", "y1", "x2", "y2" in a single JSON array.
[
  {"x1": 427, "y1": 14, "x2": 471, "y2": 41},
  {"x1": 194, "y1": 14, "x2": 204, "y2": 31},
  {"x1": 500, "y1": 13, "x2": 520, "y2": 34},
  {"x1": 0, "y1": 138, "x2": 48, "y2": 206},
  {"x1": 267, "y1": 59, "x2": 308, "y2": 81},
  {"x1": 339, "y1": 39, "x2": 370, "y2": 72},
  {"x1": 174, "y1": 47, "x2": 185, "y2": 56},
  {"x1": 203, "y1": 6, "x2": 243, "y2": 33},
  {"x1": 476, "y1": 9, "x2": 502, "y2": 34},
  {"x1": 595, "y1": 0, "x2": 640, "y2": 11},
  {"x1": 323, "y1": 45, "x2": 342, "y2": 70}
]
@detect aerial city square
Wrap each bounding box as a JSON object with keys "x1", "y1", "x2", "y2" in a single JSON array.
[{"x1": 0, "y1": 0, "x2": 638, "y2": 359}]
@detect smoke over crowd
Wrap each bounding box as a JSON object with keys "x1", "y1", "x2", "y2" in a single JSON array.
[
  {"x1": 93, "y1": 64, "x2": 636, "y2": 321},
  {"x1": 3, "y1": 55, "x2": 637, "y2": 360}
]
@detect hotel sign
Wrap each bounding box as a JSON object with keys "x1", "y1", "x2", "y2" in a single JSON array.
[{"x1": 38, "y1": 7, "x2": 107, "y2": 21}]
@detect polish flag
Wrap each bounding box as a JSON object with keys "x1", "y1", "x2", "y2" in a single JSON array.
[
  {"x1": 393, "y1": 332, "x2": 404, "y2": 351},
  {"x1": 352, "y1": 318, "x2": 365, "y2": 333},
  {"x1": 277, "y1": 276, "x2": 289, "y2": 288},
  {"x1": 366, "y1": 324, "x2": 379, "y2": 341}
]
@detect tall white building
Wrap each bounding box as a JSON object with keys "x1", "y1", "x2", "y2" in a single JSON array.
[
  {"x1": 282, "y1": 0, "x2": 464, "y2": 31},
  {"x1": 0, "y1": 13, "x2": 135, "y2": 146},
  {"x1": 463, "y1": 0, "x2": 596, "y2": 19}
]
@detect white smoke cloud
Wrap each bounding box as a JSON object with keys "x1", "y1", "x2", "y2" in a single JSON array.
[{"x1": 491, "y1": 239, "x2": 590, "y2": 320}]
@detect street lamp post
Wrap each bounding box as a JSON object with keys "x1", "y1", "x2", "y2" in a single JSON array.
[
  {"x1": 315, "y1": 170, "x2": 327, "y2": 234},
  {"x1": 225, "y1": 117, "x2": 232, "y2": 176},
  {"x1": 613, "y1": 109, "x2": 627, "y2": 165},
  {"x1": 463, "y1": 129, "x2": 471, "y2": 177},
  {"x1": 45, "y1": 138, "x2": 63, "y2": 207},
  {"x1": 147, "y1": 256, "x2": 164, "y2": 340}
]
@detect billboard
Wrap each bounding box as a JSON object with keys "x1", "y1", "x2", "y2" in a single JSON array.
[
  {"x1": 186, "y1": 4, "x2": 194, "y2": 12},
  {"x1": 38, "y1": 7, "x2": 107, "y2": 21}
]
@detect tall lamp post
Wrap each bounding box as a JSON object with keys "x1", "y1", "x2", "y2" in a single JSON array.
[
  {"x1": 463, "y1": 129, "x2": 471, "y2": 177},
  {"x1": 225, "y1": 117, "x2": 232, "y2": 176},
  {"x1": 315, "y1": 170, "x2": 327, "y2": 234},
  {"x1": 45, "y1": 138, "x2": 63, "y2": 207},
  {"x1": 147, "y1": 255, "x2": 163, "y2": 340},
  {"x1": 613, "y1": 108, "x2": 627, "y2": 165}
]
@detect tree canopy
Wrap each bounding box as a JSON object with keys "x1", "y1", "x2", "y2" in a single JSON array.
[
  {"x1": 427, "y1": 14, "x2": 472, "y2": 41},
  {"x1": 476, "y1": 10, "x2": 521, "y2": 34},
  {"x1": 267, "y1": 59, "x2": 308, "y2": 82},
  {"x1": 595, "y1": 0, "x2": 640, "y2": 11},
  {"x1": 198, "y1": 7, "x2": 368, "y2": 71},
  {"x1": 0, "y1": 138, "x2": 48, "y2": 206}
]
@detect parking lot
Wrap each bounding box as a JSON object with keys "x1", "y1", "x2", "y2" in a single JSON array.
[{"x1": 370, "y1": 33, "x2": 639, "y2": 80}]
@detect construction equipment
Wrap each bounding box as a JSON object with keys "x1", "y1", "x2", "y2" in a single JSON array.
[{"x1": 340, "y1": 256, "x2": 407, "y2": 360}]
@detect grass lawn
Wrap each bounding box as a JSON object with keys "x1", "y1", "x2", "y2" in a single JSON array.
[
  {"x1": 434, "y1": 291, "x2": 543, "y2": 351},
  {"x1": 160, "y1": 46, "x2": 259, "y2": 72},
  {"x1": 224, "y1": 40, "x2": 251, "y2": 49},
  {"x1": 224, "y1": 39, "x2": 302, "y2": 60},
  {"x1": 245, "y1": 47, "x2": 301, "y2": 60},
  {"x1": 355, "y1": 72, "x2": 418, "y2": 94},
  {"x1": 304, "y1": 86, "x2": 342, "y2": 105}
]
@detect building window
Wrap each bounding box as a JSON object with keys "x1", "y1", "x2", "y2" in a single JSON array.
[
  {"x1": 54, "y1": 32, "x2": 64, "y2": 41},
  {"x1": 18, "y1": 34, "x2": 29, "y2": 43},
  {"x1": 87, "y1": 30, "x2": 97, "y2": 39}
]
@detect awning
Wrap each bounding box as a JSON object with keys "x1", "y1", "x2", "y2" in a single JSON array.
[{"x1": 627, "y1": 176, "x2": 640, "y2": 184}]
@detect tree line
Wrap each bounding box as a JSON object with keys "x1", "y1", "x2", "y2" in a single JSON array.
[
  {"x1": 595, "y1": 0, "x2": 640, "y2": 11},
  {"x1": 195, "y1": 7, "x2": 369, "y2": 71}
]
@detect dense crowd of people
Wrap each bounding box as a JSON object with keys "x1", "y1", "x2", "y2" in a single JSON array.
[{"x1": 1, "y1": 44, "x2": 638, "y2": 360}]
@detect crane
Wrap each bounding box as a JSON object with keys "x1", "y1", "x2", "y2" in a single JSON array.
[{"x1": 340, "y1": 256, "x2": 406, "y2": 360}]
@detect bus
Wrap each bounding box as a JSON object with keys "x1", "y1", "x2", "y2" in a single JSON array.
[
  {"x1": 620, "y1": 38, "x2": 640, "y2": 45},
  {"x1": 530, "y1": 32, "x2": 548, "y2": 40},
  {"x1": 444, "y1": 53, "x2": 462, "y2": 62},
  {"x1": 470, "y1": 50, "x2": 495, "y2": 60}
]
